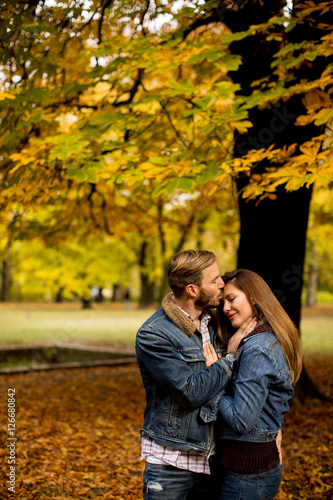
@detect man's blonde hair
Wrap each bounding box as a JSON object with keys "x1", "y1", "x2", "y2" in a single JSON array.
[{"x1": 167, "y1": 250, "x2": 216, "y2": 298}]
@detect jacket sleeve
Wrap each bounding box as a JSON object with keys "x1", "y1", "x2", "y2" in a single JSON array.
[
  {"x1": 218, "y1": 345, "x2": 276, "y2": 433},
  {"x1": 135, "y1": 327, "x2": 233, "y2": 410}
]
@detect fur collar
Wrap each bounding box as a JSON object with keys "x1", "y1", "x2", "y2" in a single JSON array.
[
  {"x1": 161, "y1": 293, "x2": 221, "y2": 340},
  {"x1": 162, "y1": 293, "x2": 197, "y2": 338}
]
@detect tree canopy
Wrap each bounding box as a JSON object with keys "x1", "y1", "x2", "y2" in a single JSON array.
[{"x1": 1, "y1": 1, "x2": 332, "y2": 212}]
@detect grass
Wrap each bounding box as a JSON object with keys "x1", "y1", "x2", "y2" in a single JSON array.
[
  {"x1": 0, "y1": 304, "x2": 155, "y2": 348},
  {"x1": 300, "y1": 306, "x2": 333, "y2": 353},
  {"x1": 0, "y1": 302, "x2": 332, "y2": 354}
]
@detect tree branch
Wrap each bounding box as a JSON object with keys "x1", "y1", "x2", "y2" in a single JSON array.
[
  {"x1": 112, "y1": 68, "x2": 143, "y2": 108},
  {"x1": 139, "y1": 0, "x2": 151, "y2": 36},
  {"x1": 97, "y1": 0, "x2": 115, "y2": 45},
  {"x1": 160, "y1": 100, "x2": 188, "y2": 147}
]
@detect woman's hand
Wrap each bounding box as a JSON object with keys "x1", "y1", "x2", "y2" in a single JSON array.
[
  {"x1": 203, "y1": 343, "x2": 221, "y2": 367},
  {"x1": 276, "y1": 428, "x2": 283, "y2": 465},
  {"x1": 226, "y1": 317, "x2": 257, "y2": 355}
]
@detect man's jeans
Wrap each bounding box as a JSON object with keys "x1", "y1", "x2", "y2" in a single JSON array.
[
  {"x1": 143, "y1": 462, "x2": 220, "y2": 499},
  {"x1": 219, "y1": 464, "x2": 283, "y2": 500}
]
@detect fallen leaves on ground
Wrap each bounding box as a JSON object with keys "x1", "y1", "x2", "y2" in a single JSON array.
[{"x1": 0, "y1": 354, "x2": 332, "y2": 499}]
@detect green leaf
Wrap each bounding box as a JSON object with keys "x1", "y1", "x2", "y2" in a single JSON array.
[
  {"x1": 76, "y1": 170, "x2": 88, "y2": 182},
  {"x1": 186, "y1": 52, "x2": 207, "y2": 65},
  {"x1": 150, "y1": 157, "x2": 168, "y2": 165},
  {"x1": 215, "y1": 55, "x2": 243, "y2": 71},
  {"x1": 178, "y1": 178, "x2": 195, "y2": 191},
  {"x1": 206, "y1": 50, "x2": 223, "y2": 63},
  {"x1": 202, "y1": 122, "x2": 216, "y2": 135},
  {"x1": 152, "y1": 183, "x2": 167, "y2": 198},
  {"x1": 66, "y1": 168, "x2": 79, "y2": 179},
  {"x1": 197, "y1": 165, "x2": 221, "y2": 185},
  {"x1": 166, "y1": 178, "x2": 180, "y2": 194},
  {"x1": 216, "y1": 82, "x2": 241, "y2": 98}
]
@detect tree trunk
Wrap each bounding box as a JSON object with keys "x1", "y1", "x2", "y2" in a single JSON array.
[
  {"x1": 112, "y1": 284, "x2": 120, "y2": 302},
  {"x1": 81, "y1": 298, "x2": 93, "y2": 309},
  {"x1": 1, "y1": 241, "x2": 11, "y2": 302},
  {"x1": 94, "y1": 287, "x2": 104, "y2": 303},
  {"x1": 305, "y1": 243, "x2": 318, "y2": 308},
  {"x1": 139, "y1": 241, "x2": 157, "y2": 308},
  {"x1": 306, "y1": 264, "x2": 318, "y2": 308},
  {"x1": 139, "y1": 273, "x2": 156, "y2": 309},
  {"x1": 236, "y1": 185, "x2": 312, "y2": 329},
  {"x1": 158, "y1": 268, "x2": 170, "y2": 305},
  {"x1": 157, "y1": 211, "x2": 198, "y2": 304},
  {"x1": 55, "y1": 286, "x2": 64, "y2": 303}
]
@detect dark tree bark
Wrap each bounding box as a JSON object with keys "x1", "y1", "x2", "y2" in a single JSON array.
[
  {"x1": 55, "y1": 286, "x2": 64, "y2": 303},
  {"x1": 157, "y1": 211, "x2": 197, "y2": 304},
  {"x1": 112, "y1": 284, "x2": 120, "y2": 302},
  {"x1": 306, "y1": 262, "x2": 318, "y2": 308},
  {"x1": 94, "y1": 287, "x2": 104, "y2": 303},
  {"x1": 139, "y1": 241, "x2": 157, "y2": 308},
  {"x1": 305, "y1": 242, "x2": 318, "y2": 308},
  {"x1": 1, "y1": 241, "x2": 12, "y2": 302},
  {"x1": 237, "y1": 186, "x2": 311, "y2": 327},
  {"x1": 139, "y1": 273, "x2": 157, "y2": 309},
  {"x1": 81, "y1": 298, "x2": 93, "y2": 309}
]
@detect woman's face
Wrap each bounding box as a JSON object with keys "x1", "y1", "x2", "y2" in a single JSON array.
[{"x1": 222, "y1": 282, "x2": 254, "y2": 329}]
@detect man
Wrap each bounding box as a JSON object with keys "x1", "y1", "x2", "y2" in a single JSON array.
[{"x1": 135, "y1": 250, "x2": 256, "y2": 499}]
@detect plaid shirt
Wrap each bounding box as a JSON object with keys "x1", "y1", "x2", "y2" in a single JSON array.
[{"x1": 141, "y1": 306, "x2": 213, "y2": 474}]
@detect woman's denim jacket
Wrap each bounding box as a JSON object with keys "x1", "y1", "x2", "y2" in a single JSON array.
[
  {"x1": 217, "y1": 330, "x2": 294, "y2": 443},
  {"x1": 135, "y1": 294, "x2": 233, "y2": 456}
]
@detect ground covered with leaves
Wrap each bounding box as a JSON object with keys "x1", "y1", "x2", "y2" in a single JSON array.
[{"x1": 0, "y1": 354, "x2": 332, "y2": 499}]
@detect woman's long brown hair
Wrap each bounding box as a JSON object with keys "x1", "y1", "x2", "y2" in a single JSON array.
[{"x1": 221, "y1": 269, "x2": 303, "y2": 384}]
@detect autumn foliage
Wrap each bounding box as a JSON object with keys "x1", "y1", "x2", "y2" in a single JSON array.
[
  {"x1": 1, "y1": 0, "x2": 332, "y2": 219},
  {"x1": 0, "y1": 354, "x2": 332, "y2": 499}
]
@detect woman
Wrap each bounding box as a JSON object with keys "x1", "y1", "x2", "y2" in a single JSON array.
[{"x1": 205, "y1": 269, "x2": 302, "y2": 500}]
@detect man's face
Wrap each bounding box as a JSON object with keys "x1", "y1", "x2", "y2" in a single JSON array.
[{"x1": 194, "y1": 262, "x2": 224, "y2": 308}]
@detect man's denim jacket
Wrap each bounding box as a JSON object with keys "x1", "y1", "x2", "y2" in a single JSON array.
[
  {"x1": 217, "y1": 330, "x2": 294, "y2": 443},
  {"x1": 135, "y1": 293, "x2": 233, "y2": 456}
]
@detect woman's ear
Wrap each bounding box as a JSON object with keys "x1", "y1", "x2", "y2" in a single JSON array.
[{"x1": 253, "y1": 304, "x2": 263, "y2": 320}]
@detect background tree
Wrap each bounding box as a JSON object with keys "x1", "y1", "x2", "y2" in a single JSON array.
[
  {"x1": 218, "y1": 0, "x2": 330, "y2": 328},
  {"x1": 304, "y1": 185, "x2": 333, "y2": 307},
  {"x1": 8, "y1": 236, "x2": 137, "y2": 307}
]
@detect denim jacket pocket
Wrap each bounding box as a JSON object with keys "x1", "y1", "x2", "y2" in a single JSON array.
[
  {"x1": 178, "y1": 347, "x2": 206, "y2": 362},
  {"x1": 178, "y1": 347, "x2": 207, "y2": 373},
  {"x1": 200, "y1": 391, "x2": 225, "y2": 423}
]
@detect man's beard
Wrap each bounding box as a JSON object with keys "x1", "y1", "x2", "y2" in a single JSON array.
[{"x1": 194, "y1": 287, "x2": 220, "y2": 309}]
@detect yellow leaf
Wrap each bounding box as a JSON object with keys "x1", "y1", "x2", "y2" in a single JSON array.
[
  {"x1": 0, "y1": 91, "x2": 15, "y2": 100},
  {"x1": 139, "y1": 162, "x2": 155, "y2": 171},
  {"x1": 303, "y1": 88, "x2": 331, "y2": 111},
  {"x1": 299, "y1": 140, "x2": 321, "y2": 160},
  {"x1": 230, "y1": 120, "x2": 253, "y2": 134},
  {"x1": 9, "y1": 164, "x2": 23, "y2": 174},
  {"x1": 133, "y1": 101, "x2": 161, "y2": 114}
]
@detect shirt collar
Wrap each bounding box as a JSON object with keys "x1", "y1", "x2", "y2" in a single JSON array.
[{"x1": 172, "y1": 296, "x2": 211, "y2": 324}]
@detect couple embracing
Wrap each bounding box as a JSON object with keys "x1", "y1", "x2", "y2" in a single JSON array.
[{"x1": 135, "y1": 250, "x2": 302, "y2": 500}]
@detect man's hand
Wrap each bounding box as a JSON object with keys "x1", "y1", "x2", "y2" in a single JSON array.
[
  {"x1": 226, "y1": 317, "x2": 257, "y2": 355},
  {"x1": 276, "y1": 428, "x2": 283, "y2": 465},
  {"x1": 203, "y1": 343, "x2": 221, "y2": 367}
]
